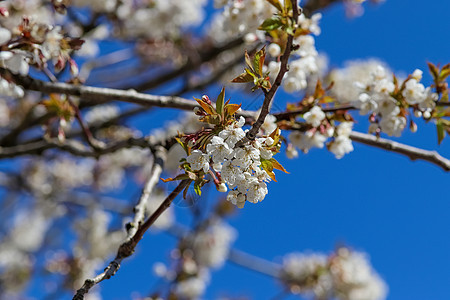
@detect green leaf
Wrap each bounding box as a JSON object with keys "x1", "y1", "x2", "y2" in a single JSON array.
[
  {"x1": 261, "y1": 159, "x2": 277, "y2": 181},
  {"x1": 216, "y1": 87, "x2": 225, "y2": 116},
  {"x1": 285, "y1": 25, "x2": 295, "y2": 36},
  {"x1": 194, "y1": 181, "x2": 202, "y2": 196},
  {"x1": 284, "y1": 0, "x2": 293, "y2": 13},
  {"x1": 253, "y1": 47, "x2": 266, "y2": 77},
  {"x1": 270, "y1": 158, "x2": 289, "y2": 173},
  {"x1": 439, "y1": 68, "x2": 450, "y2": 81},
  {"x1": 258, "y1": 16, "x2": 283, "y2": 31},
  {"x1": 437, "y1": 121, "x2": 445, "y2": 145},
  {"x1": 175, "y1": 137, "x2": 190, "y2": 155},
  {"x1": 427, "y1": 62, "x2": 439, "y2": 80}
]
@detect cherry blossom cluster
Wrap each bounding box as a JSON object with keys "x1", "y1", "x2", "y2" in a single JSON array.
[
  {"x1": 266, "y1": 13, "x2": 323, "y2": 93},
  {"x1": 186, "y1": 115, "x2": 279, "y2": 208},
  {"x1": 0, "y1": 3, "x2": 83, "y2": 91},
  {"x1": 69, "y1": 0, "x2": 209, "y2": 42},
  {"x1": 288, "y1": 105, "x2": 355, "y2": 159},
  {"x1": 153, "y1": 217, "x2": 236, "y2": 299},
  {"x1": 331, "y1": 61, "x2": 439, "y2": 137},
  {"x1": 208, "y1": 0, "x2": 276, "y2": 44},
  {"x1": 280, "y1": 247, "x2": 387, "y2": 300},
  {"x1": 211, "y1": 0, "x2": 323, "y2": 94}
]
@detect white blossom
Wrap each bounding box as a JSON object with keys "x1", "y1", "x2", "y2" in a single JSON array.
[
  {"x1": 329, "y1": 135, "x2": 354, "y2": 159},
  {"x1": 206, "y1": 136, "x2": 233, "y2": 163},
  {"x1": 289, "y1": 131, "x2": 327, "y2": 153},
  {"x1": 173, "y1": 275, "x2": 207, "y2": 300},
  {"x1": 187, "y1": 150, "x2": 210, "y2": 173},
  {"x1": 191, "y1": 221, "x2": 236, "y2": 268},
  {"x1": 402, "y1": 79, "x2": 427, "y2": 105},
  {"x1": 379, "y1": 115, "x2": 406, "y2": 137},
  {"x1": 330, "y1": 248, "x2": 387, "y2": 300},
  {"x1": 304, "y1": 106, "x2": 326, "y2": 127}
]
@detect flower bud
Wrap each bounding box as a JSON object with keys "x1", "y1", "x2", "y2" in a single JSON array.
[
  {"x1": 217, "y1": 183, "x2": 227, "y2": 193},
  {"x1": 414, "y1": 110, "x2": 422, "y2": 118},
  {"x1": 202, "y1": 95, "x2": 212, "y2": 105},
  {"x1": 268, "y1": 43, "x2": 281, "y2": 57}
]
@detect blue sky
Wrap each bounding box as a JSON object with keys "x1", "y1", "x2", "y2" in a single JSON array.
[{"x1": 98, "y1": 1, "x2": 450, "y2": 300}]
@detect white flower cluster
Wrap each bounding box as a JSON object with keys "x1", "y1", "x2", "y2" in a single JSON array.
[
  {"x1": 114, "y1": 0, "x2": 207, "y2": 40},
  {"x1": 173, "y1": 273, "x2": 209, "y2": 300},
  {"x1": 330, "y1": 61, "x2": 438, "y2": 137},
  {"x1": 0, "y1": 26, "x2": 26, "y2": 97},
  {"x1": 186, "y1": 116, "x2": 276, "y2": 208},
  {"x1": 154, "y1": 220, "x2": 236, "y2": 299},
  {"x1": 288, "y1": 106, "x2": 354, "y2": 159},
  {"x1": 266, "y1": 14, "x2": 323, "y2": 94},
  {"x1": 191, "y1": 220, "x2": 236, "y2": 268},
  {"x1": 355, "y1": 66, "x2": 437, "y2": 136},
  {"x1": 0, "y1": 197, "x2": 66, "y2": 295},
  {"x1": 208, "y1": 0, "x2": 275, "y2": 44},
  {"x1": 23, "y1": 147, "x2": 150, "y2": 195},
  {"x1": 280, "y1": 248, "x2": 387, "y2": 300},
  {"x1": 329, "y1": 59, "x2": 392, "y2": 103}
]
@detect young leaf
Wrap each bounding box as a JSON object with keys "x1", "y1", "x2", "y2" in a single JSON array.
[
  {"x1": 439, "y1": 67, "x2": 450, "y2": 81},
  {"x1": 270, "y1": 158, "x2": 289, "y2": 173},
  {"x1": 194, "y1": 97, "x2": 215, "y2": 115},
  {"x1": 261, "y1": 159, "x2": 277, "y2": 182},
  {"x1": 161, "y1": 174, "x2": 191, "y2": 183},
  {"x1": 224, "y1": 103, "x2": 242, "y2": 117},
  {"x1": 253, "y1": 47, "x2": 266, "y2": 77},
  {"x1": 427, "y1": 62, "x2": 439, "y2": 80},
  {"x1": 258, "y1": 16, "x2": 283, "y2": 31},
  {"x1": 284, "y1": 0, "x2": 293, "y2": 13},
  {"x1": 194, "y1": 181, "x2": 202, "y2": 196},
  {"x1": 216, "y1": 87, "x2": 225, "y2": 116}
]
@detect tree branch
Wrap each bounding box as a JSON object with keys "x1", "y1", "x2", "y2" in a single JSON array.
[
  {"x1": 2, "y1": 70, "x2": 450, "y2": 172},
  {"x1": 0, "y1": 136, "x2": 156, "y2": 159},
  {"x1": 350, "y1": 131, "x2": 450, "y2": 171},
  {"x1": 72, "y1": 178, "x2": 191, "y2": 300},
  {"x1": 127, "y1": 37, "x2": 245, "y2": 92},
  {"x1": 237, "y1": 3, "x2": 301, "y2": 145},
  {"x1": 228, "y1": 248, "x2": 282, "y2": 278}
]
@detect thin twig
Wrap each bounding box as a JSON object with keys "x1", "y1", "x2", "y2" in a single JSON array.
[
  {"x1": 228, "y1": 248, "x2": 282, "y2": 278},
  {"x1": 72, "y1": 179, "x2": 191, "y2": 300},
  {"x1": 126, "y1": 37, "x2": 245, "y2": 92},
  {"x1": 274, "y1": 104, "x2": 356, "y2": 120},
  {"x1": 237, "y1": 3, "x2": 301, "y2": 146},
  {"x1": 126, "y1": 146, "x2": 167, "y2": 239},
  {"x1": 350, "y1": 131, "x2": 450, "y2": 171}
]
